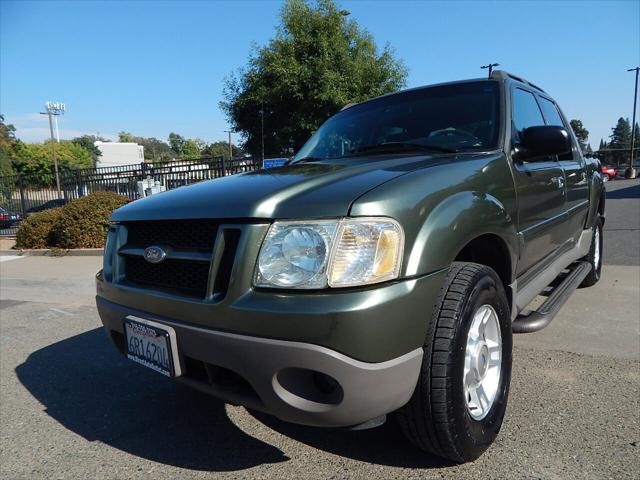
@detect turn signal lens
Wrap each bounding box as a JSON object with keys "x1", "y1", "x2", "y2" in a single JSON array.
[{"x1": 329, "y1": 219, "x2": 403, "y2": 287}]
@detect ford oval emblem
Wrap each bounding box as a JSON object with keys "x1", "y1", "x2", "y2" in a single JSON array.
[{"x1": 143, "y1": 245, "x2": 167, "y2": 264}]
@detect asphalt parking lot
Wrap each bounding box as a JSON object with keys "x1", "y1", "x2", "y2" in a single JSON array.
[{"x1": 1, "y1": 180, "x2": 638, "y2": 479}]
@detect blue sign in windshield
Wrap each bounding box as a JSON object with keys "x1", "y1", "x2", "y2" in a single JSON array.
[{"x1": 263, "y1": 158, "x2": 288, "y2": 169}]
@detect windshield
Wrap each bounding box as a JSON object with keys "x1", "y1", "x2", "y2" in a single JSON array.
[{"x1": 294, "y1": 81, "x2": 501, "y2": 162}]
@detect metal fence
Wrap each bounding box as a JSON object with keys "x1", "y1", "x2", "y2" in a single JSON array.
[{"x1": 0, "y1": 157, "x2": 259, "y2": 236}]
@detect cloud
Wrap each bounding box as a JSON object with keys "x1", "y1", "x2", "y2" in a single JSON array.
[{"x1": 7, "y1": 113, "x2": 118, "y2": 143}]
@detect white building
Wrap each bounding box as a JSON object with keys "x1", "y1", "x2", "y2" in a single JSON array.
[{"x1": 94, "y1": 141, "x2": 144, "y2": 167}]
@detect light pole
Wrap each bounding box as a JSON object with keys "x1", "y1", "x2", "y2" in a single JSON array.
[
  {"x1": 40, "y1": 101, "x2": 65, "y2": 199},
  {"x1": 481, "y1": 63, "x2": 500, "y2": 78},
  {"x1": 224, "y1": 130, "x2": 233, "y2": 159},
  {"x1": 627, "y1": 67, "x2": 639, "y2": 177},
  {"x1": 260, "y1": 101, "x2": 265, "y2": 163}
]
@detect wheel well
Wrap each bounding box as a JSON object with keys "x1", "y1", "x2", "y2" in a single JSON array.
[{"x1": 454, "y1": 234, "x2": 512, "y2": 301}]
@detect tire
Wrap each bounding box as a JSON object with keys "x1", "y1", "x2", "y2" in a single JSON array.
[
  {"x1": 580, "y1": 216, "x2": 603, "y2": 287},
  {"x1": 396, "y1": 262, "x2": 512, "y2": 463}
]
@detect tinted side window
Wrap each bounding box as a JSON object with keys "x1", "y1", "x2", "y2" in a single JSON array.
[
  {"x1": 512, "y1": 88, "x2": 545, "y2": 134},
  {"x1": 538, "y1": 97, "x2": 565, "y2": 127},
  {"x1": 539, "y1": 96, "x2": 575, "y2": 160}
]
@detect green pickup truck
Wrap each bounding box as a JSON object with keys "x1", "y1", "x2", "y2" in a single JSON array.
[{"x1": 96, "y1": 71, "x2": 605, "y2": 463}]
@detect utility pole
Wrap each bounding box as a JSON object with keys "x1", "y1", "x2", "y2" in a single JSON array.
[
  {"x1": 40, "y1": 101, "x2": 65, "y2": 199},
  {"x1": 627, "y1": 67, "x2": 639, "y2": 176},
  {"x1": 224, "y1": 130, "x2": 233, "y2": 159},
  {"x1": 480, "y1": 63, "x2": 500, "y2": 78},
  {"x1": 260, "y1": 101, "x2": 265, "y2": 164}
]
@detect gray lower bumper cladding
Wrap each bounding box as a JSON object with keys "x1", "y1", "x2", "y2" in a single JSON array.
[{"x1": 96, "y1": 296, "x2": 423, "y2": 428}]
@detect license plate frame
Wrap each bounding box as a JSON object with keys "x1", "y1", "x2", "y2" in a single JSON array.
[{"x1": 123, "y1": 316, "x2": 182, "y2": 377}]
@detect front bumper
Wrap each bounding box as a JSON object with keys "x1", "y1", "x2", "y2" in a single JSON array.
[{"x1": 97, "y1": 296, "x2": 423, "y2": 427}]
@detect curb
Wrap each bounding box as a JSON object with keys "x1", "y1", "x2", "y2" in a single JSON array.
[{"x1": 0, "y1": 248, "x2": 104, "y2": 257}]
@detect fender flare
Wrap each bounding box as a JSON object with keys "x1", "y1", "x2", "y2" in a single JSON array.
[
  {"x1": 405, "y1": 191, "x2": 519, "y2": 281},
  {"x1": 585, "y1": 171, "x2": 605, "y2": 228}
]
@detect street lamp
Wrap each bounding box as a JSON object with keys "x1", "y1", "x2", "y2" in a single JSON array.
[
  {"x1": 480, "y1": 63, "x2": 500, "y2": 78},
  {"x1": 627, "y1": 67, "x2": 639, "y2": 178},
  {"x1": 260, "y1": 102, "x2": 265, "y2": 163},
  {"x1": 40, "y1": 101, "x2": 65, "y2": 199}
]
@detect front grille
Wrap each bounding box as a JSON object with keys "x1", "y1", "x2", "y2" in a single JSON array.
[
  {"x1": 124, "y1": 255, "x2": 211, "y2": 298},
  {"x1": 126, "y1": 220, "x2": 217, "y2": 251},
  {"x1": 121, "y1": 220, "x2": 219, "y2": 298}
]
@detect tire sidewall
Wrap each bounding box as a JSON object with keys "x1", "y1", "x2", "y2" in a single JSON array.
[
  {"x1": 450, "y1": 271, "x2": 513, "y2": 457},
  {"x1": 593, "y1": 217, "x2": 603, "y2": 280}
]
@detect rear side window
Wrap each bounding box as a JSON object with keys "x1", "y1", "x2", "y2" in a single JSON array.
[
  {"x1": 512, "y1": 88, "x2": 545, "y2": 134},
  {"x1": 538, "y1": 97, "x2": 565, "y2": 127}
]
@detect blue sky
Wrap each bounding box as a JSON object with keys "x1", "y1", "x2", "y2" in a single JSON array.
[{"x1": 1, "y1": 0, "x2": 638, "y2": 148}]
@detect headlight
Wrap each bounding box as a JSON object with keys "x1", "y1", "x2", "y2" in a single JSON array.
[
  {"x1": 255, "y1": 221, "x2": 338, "y2": 288},
  {"x1": 255, "y1": 218, "x2": 403, "y2": 289}
]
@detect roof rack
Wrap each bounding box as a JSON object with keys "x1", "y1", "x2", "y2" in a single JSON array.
[{"x1": 491, "y1": 70, "x2": 546, "y2": 93}]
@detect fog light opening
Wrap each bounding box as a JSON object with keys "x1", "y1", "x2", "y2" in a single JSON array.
[
  {"x1": 275, "y1": 368, "x2": 344, "y2": 408},
  {"x1": 312, "y1": 371, "x2": 339, "y2": 395}
]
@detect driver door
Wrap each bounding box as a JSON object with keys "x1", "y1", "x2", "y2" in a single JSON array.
[{"x1": 510, "y1": 87, "x2": 567, "y2": 276}]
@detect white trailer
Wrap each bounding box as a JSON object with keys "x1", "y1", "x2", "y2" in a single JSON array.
[{"x1": 95, "y1": 142, "x2": 145, "y2": 167}]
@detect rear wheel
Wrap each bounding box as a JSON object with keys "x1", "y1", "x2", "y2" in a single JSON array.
[
  {"x1": 396, "y1": 262, "x2": 512, "y2": 463},
  {"x1": 580, "y1": 216, "x2": 603, "y2": 287}
]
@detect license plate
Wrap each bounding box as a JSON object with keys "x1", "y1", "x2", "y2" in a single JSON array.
[{"x1": 123, "y1": 316, "x2": 181, "y2": 377}]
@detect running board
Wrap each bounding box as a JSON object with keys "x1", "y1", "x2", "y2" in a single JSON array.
[{"x1": 512, "y1": 261, "x2": 591, "y2": 334}]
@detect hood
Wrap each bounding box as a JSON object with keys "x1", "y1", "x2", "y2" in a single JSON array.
[{"x1": 110, "y1": 154, "x2": 471, "y2": 222}]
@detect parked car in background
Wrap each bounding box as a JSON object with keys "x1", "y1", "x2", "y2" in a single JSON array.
[
  {"x1": 26, "y1": 199, "x2": 68, "y2": 214},
  {"x1": 0, "y1": 207, "x2": 22, "y2": 228},
  {"x1": 601, "y1": 165, "x2": 616, "y2": 181}
]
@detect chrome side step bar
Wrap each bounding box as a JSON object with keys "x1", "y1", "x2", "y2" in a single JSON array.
[{"x1": 512, "y1": 261, "x2": 591, "y2": 334}]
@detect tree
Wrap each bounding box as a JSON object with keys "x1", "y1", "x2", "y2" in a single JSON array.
[
  {"x1": 71, "y1": 135, "x2": 105, "y2": 167},
  {"x1": 140, "y1": 138, "x2": 175, "y2": 162},
  {"x1": 118, "y1": 131, "x2": 135, "y2": 143},
  {"x1": 597, "y1": 138, "x2": 610, "y2": 164},
  {"x1": 181, "y1": 139, "x2": 201, "y2": 159},
  {"x1": 168, "y1": 132, "x2": 186, "y2": 155},
  {"x1": 585, "y1": 143, "x2": 594, "y2": 157},
  {"x1": 118, "y1": 132, "x2": 174, "y2": 162},
  {"x1": 221, "y1": 0, "x2": 407, "y2": 157},
  {"x1": 569, "y1": 119, "x2": 589, "y2": 152},
  {"x1": 0, "y1": 115, "x2": 18, "y2": 176},
  {"x1": 10, "y1": 140, "x2": 94, "y2": 185},
  {"x1": 608, "y1": 117, "x2": 631, "y2": 165},
  {"x1": 205, "y1": 140, "x2": 243, "y2": 160},
  {"x1": 0, "y1": 114, "x2": 16, "y2": 149}
]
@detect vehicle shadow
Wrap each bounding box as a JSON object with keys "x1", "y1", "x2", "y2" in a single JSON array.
[
  {"x1": 606, "y1": 182, "x2": 640, "y2": 199},
  {"x1": 249, "y1": 411, "x2": 453, "y2": 469},
  {"x1": 15, "y1": 328, "x2": 288, "y2": 472},
  {"x1": 15, "y1": 327, "x2": 449, "y2": 471}
]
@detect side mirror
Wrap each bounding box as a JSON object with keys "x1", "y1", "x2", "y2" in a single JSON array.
[{"x1": 518, "y1": 125, "x2": 571, "y2": 160}]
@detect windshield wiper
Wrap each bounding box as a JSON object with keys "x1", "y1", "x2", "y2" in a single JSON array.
[
  {"x1": 350, "y1": 142, "x2": 457, "y2": 155},
  {"x1": 293, "y1": 156, "x2": 323, "y2": 163}
]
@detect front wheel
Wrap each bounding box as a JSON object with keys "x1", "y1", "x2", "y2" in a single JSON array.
[
  {"x1": 580, "y1": 216, "x2": 603, "y2": 287},
  {"x1": 396, "y1": 262, "x2": 512, "y2": 463}
]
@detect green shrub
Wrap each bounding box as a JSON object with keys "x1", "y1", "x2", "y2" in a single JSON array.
[
  {"x1": 15, "y1": 207, "x2": 64, "y2": 249},
  {"x1": 54, "y1": 192, "x2": 128, "y2": 248}
]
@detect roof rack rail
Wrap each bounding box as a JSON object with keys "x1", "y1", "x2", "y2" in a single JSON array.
[{"x1": 491, "y1": 70, "x2": 546, "y2": 93}]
